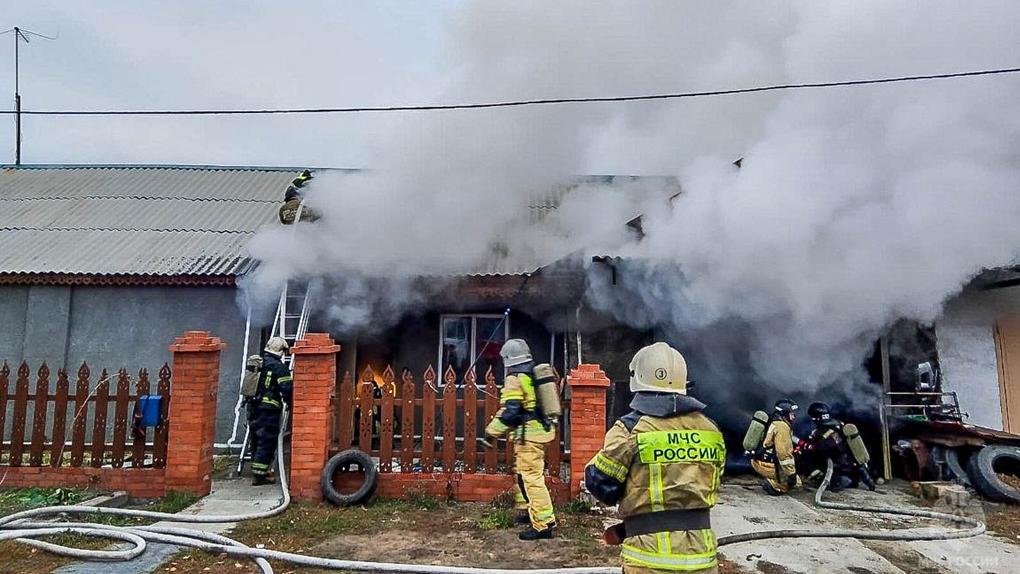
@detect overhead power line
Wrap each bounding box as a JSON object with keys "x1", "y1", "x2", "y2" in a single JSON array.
[{"x1": 1, "y1": 65, "x2": 1019, "y2": 117}]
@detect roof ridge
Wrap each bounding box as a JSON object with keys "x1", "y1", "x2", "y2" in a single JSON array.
[
  {"x1": 1, "y1": 164, "x2": 360, "y2": 172},
  {"x1": 0, "y1": 226, "x2": 257, "y2": 234},
  {"x1": 0, "y1": 196, "x2": 278, "y2": 203}
]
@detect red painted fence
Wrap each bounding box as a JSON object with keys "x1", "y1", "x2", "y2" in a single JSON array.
[{"x1": 0, "y1": 362, "x2": 170, "y2": 470}]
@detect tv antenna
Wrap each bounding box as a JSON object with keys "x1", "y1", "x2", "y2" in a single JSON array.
[{"x1": 2, "y1": 26, "x2": 57, "y2": 165}]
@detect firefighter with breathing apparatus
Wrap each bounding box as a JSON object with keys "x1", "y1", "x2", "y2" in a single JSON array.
[
  {"x1": 278, "y1": 169, "x2": 321, "y2": 224},
  {"x1": 797, "y1": 402, "x2": 876, "y2": 492},
  {"x1": 240, "y1": 354, "x2": 264, "y2": 430},
  {"x1": 746, "y1": 399, "x2": 801, "y2": 495},
  {"x1": 483, "y1": 339, "x2": 562, "y2": 540},
  {"x1": 585, "y1": 342, "x2": 725, "y2": 573},
  {"x1": 250, "y1": 337, "x2": 293, "y2": 486}
]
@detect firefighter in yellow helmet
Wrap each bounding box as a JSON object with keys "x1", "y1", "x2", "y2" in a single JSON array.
[
  {"x1": 585, "y1": 343, "x2": 725, "y2": 573},
  {"x1": 484, "y1": 339, "x2": 558, "y2": 540},
  {"x1": 750, "y1": 399, "x2": 801, "y2": 495}
]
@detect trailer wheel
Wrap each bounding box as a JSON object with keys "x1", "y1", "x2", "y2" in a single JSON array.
[
  {"x1": 945, "y1": 447, "x2": 972, "y2": 487},
  {"x1": 966, "y1": 445, "x2": 1020, "y2": 504},
  {"x1": 321, "y1": 449, "x2": 378, "y2": 506}
]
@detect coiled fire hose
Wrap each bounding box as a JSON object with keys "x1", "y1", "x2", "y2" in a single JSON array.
[{"x1": 0, "y1": 410, "x2": 986, "y2": 574}]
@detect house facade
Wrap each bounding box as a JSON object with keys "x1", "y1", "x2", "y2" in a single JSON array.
[
  {"x1": 936, "y1": 270, "x2": 1020, "y2": 432},
  {"x1": 0, "y1": 165, "x2": 300, "y2": 443},
  {"x1": 1, "y1": 166, "x2": 658, "y2": 449}
]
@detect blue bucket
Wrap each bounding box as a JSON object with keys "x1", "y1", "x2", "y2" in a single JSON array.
[{"x1": 138, "y1": 395, "x2": 163, "y2": 427}]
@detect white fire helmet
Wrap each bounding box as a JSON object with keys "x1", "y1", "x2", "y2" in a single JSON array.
[
  {"x1": 629, "y1": 342, "x2": 688, "y2": 394},
  {"x1": 500, "y1": 339, "x2": 533, "y2": 367},
  {"x1": 264, "y1": 336, "x2": 290, "y2": 357}
]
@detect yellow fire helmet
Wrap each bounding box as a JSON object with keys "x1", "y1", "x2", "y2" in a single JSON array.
[{"x1": 628, "y1": 342, "x2": 688, "y2": 394}]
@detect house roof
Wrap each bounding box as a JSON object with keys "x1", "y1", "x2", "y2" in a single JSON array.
[
  {"x1": 0, "y1": 165, "x2": 300, "y2": 280},
  {"x1": 0, "y1": 166, "x2": 678, "y2": 283},
  {"x1": 473, "y1": 175, "x2": 680, "y2": 276}
]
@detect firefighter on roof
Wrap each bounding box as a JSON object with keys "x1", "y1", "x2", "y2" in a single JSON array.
[
  {"x1": 278, "y1": 169, "x2": 321, "y2": 224},
  {"x1": 484, "y1": 339, "x2": 560, "y2": 540},
  {"x1": 585, "y1": 342, "x2": 725, "y2": 573},
  {"x1": 750, "y1": 399, "x2": 801, "y2": 495},
  {"x1": 250, "y1": 336, "x2": 293, "y2": 486}
]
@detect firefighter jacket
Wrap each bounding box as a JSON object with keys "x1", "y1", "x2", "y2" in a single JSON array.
[
  {"x1": 257, "y1": 352, "x2": 292, "y2": 410},
  {"x1": 584, "y1": 392, "x2": 725, "y2": 572},
  {"x1": 758, "y1": 418, "x2": 797, "y2": 480},
  {"x1": 804, "y1": 422, "x2": 856, "y2": 475},
  {"x1": 485, "y1": 372, "x2": 554, "y2": 444}
]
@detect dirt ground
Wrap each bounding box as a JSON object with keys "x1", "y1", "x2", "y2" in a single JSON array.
[
  {"x1": 8, "y1": 476, "x2": 1020, "y2": 573},
  {"x1": 167, "y1": 498, "x2": 639, "y2": 573}
]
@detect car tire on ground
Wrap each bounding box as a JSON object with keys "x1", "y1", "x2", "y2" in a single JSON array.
[
  {"x1": 321, "y1": 449, "x2": 378, "y2": 506},
  {"x1": 966, "y1": 444, "x2": 1020, "y2": 504},
  {"x1": 945, "y1": 447, "x2": 972, "y2": 487}
]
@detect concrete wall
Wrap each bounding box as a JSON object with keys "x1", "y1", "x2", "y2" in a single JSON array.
[
  {"x1": 935, "y1": 285, "x2": 1020, "y2": 430},
  {"x1": 0, "y1": 284, "x2": 252, "y2": 443}
]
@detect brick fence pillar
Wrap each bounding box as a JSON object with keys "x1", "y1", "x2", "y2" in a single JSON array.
[
  {"x1": 568, "y1": 364, "x2": 610, "y2": 498},
  {"x1": 290, "y1": 333, "x2": 341, "y2": 501},
  {"x1": 165, "y1": 330, "x2": 225, "y2": 496}
]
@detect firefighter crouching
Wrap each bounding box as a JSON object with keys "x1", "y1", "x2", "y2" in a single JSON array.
[
  {"x1": 748, "y1": 399, "x2": 801, "y2": 495},
  {"x1": 585, "y1": 342, "x2": 725, "y2": 573},
  {"x1": 250, "y1": 337, "x2": 293, "y2": 486},
  {"x1": 798, "y1": 402, "x2": 876, "y2": 492},
  {"x1": 483, "y1": 339, "x2": 560, "y2": 540}
]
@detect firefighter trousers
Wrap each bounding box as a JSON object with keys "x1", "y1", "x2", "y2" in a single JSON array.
[
  {"x1": 624, "y1": 563, "x2": 718, "y2": 574},
  {"x1": 251, "y1": 406, "x2": 281, "y2": 477},
  {"x1": 750, "y1": 458, "x2": 800, "y2": 494},
  {"x1": 514, "y1": 439, "x2": 556, "y2": 530}
]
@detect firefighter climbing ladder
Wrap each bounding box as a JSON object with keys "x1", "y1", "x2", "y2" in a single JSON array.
[{"x1": 236, "y1": 281, "x2": 311, "y2": 473}]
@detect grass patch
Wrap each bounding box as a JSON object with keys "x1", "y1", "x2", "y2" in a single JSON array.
[
  {"x1": 0, "y1": 487, "x2": 92, "y2": 514},
  {"x1": 561, "y1": 497, "x2": 594, "y2": 514},
  {"x1": 0, "y1": 487, "x2": 110, "y2": 574},
  {"x1": 404, "y1": 488, "x2": 442, "y2": 511},
  {"x1": 211, "y1": 455, "x2": 237, "y2": 478},
  {"x1": 150, "y1": 490, "x2": 200, "y2": 514},
  {"x1": 478, "y1": 508, "x2": 515, "y2": 530}
]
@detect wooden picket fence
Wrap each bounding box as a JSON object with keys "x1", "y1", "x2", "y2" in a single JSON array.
[
  {"x1": 0, "y1": 361, "x2": 171, "y2": 469},
  {"x1": 330, "y1": 365, "x2": 570, "y2": 477}
]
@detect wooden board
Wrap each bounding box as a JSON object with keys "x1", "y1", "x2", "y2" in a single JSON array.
[
  {"x1": 8, "y1": 363, "x2": 31, "y2": 466},
  {"x1": 50, "y1": 369, "x2": 70, "y2": 467},
  {"x1": 995, "y1": 315, "x2": 1020, "y2": 432},
  {"x1": 28, "y1": 364, "x2": 50, "y2": 466}
]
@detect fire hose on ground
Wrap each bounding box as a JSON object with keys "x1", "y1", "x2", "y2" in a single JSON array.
[{"x1": 0, "y1": 409, "x2": 987, "y2": 574}]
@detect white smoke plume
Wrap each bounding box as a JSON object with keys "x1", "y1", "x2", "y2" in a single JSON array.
[{"x1": 245, "y1": 2, "x2": 1020, "y2": 402}]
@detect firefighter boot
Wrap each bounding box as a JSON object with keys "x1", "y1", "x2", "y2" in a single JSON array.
[
  {"x1": 859, "y1": 466, "x2": 877, "y2": 491},
  {"x1": 518, "y1": 525, "x2": 555, "y2": 541},
  {"x1": 252, "y1": 474, "x2": 277, "y2": 486}
]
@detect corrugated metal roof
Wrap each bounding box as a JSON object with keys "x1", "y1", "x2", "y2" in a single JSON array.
[
  {"x1": 0, "y1": 166, "x2": 298, "y2": 277},
  {"x1": 0, "y1": 166, "x2": 679, "y2": 279}
]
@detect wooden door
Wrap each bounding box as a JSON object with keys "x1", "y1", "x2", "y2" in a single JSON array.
[{"x1": 993, "y1": 315, "x2": 1020, "y2": 432}]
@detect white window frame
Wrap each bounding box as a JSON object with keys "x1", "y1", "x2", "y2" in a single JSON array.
[{"x1": 438, "y1": 313, "x2": 510, "y2": 381}]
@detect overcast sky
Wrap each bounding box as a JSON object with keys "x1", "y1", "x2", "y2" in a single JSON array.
[{"x1": 1, "y1": 1, "x2": 461, "y2": 167}]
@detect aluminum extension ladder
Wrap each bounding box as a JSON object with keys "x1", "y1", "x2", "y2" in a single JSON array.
[{"x1": 236, "y1": 281, "x2": 311, "y2": 473}]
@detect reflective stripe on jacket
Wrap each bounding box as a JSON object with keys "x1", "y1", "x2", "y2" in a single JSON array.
[
  {"x1": 258, "y1": 353, "x2": 292, "y2": 410},
  {"x1": 485, "y1": 373, "x2": 554, "y2": 443},
  {"x1": 586, "y1": 408, "x2": 725, "y2": 571}
]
